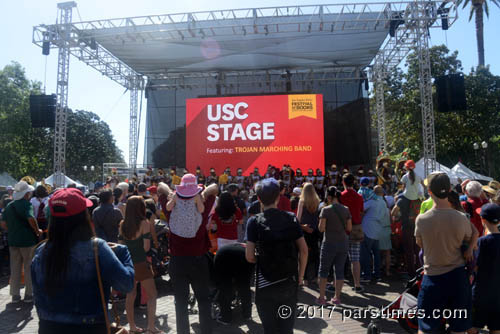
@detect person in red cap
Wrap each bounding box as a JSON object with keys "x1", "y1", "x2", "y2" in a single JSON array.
[
  {"x1": 31, "y1": 188, "x2": 135, "y2": 334},
  {"x1": 395, "y1": 159, "x2": 423, "y2": 277}
]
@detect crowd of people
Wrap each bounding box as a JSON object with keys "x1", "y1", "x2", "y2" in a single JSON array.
[{"x1": 0, "y1": 159, "x2": 499, "y2": 334}]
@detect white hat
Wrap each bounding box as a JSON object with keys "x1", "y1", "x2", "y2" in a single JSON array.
[
  {"x1": 13, "y1": 181, "x2": 35, "y2": 201},
  {"x1": 292, "y1": 187, "x2": 302, "y2": 196}
]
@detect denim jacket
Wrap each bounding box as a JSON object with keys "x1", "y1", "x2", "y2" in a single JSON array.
[{"x1": 31, "y1": 238, "x2": 134, "y2": 324}]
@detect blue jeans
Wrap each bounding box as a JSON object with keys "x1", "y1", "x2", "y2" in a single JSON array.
[{"x1": 360, "y1": 235, "x2": 380, "y2": 280}]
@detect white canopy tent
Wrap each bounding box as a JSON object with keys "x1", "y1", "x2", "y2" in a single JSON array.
[
  {"x1": 451, "y1": 162, "x2": 493, "y2": 182},
  {"x1": 44, "y1": 174, "x2": 84, "y2": 188},
  {"x1": 0, "y1": 172, "x2": 17, "y2": 188},
  {"x1": 414, "y1": 158, "x2": 456, "y2": 183}
]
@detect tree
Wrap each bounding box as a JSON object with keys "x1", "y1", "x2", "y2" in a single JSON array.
[
  {"x1": 0, "y1": 62, "x2": 124, "y2": 183},
  {"x1": 375, "y1": 45, "x2": 500, "y2": 178},
  {"x1": 457, "y1": 0, "x2": 500, "y2": 67}
]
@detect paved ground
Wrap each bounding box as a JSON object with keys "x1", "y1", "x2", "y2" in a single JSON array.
[{"x1": 0, "y1": 273, "x2": 413, "y2": 334}]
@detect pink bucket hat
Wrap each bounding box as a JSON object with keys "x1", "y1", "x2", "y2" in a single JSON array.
[{"x1": 175, "y1": 173, "x2": 203, "y2": 198}]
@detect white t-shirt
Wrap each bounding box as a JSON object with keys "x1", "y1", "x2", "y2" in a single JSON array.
[
  {"x1": 30, "y1": 197, "x2": 49, "y2": 218},
  {"x1": 402, "y1": 172, "x2": 422, "y2": 200}
]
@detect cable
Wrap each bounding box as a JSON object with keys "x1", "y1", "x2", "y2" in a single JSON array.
[
  {"x1": 102, "y1": 88, "x2": 128, "y2": 121},
  {"x1": 43, "y1": 57, "x2": 48, "y2": 94}
]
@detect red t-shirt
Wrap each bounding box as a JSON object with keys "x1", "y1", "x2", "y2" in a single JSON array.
[
  {"x1": 212, "y1": 208, "x2": 242, "y2": 240},
  {"x1": 340, "y1": 188, "x2": 364, "y2": 225},
  {"x1": 160, "y1": 194, "x2": 216, "y2": 256},
  {"x1": 277, "y1": 195, "x2": 292, "y2": 212},
  {"x1": 461, "y1": 197, "x2": 489, "y2": 237}
]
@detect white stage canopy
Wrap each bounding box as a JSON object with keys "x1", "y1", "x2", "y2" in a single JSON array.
[
  {"x1": 451, "y1": 162, "x2": 493, "y2": 182},
  {"x1": 87, "y1": 12, "x2": 388, "y2": 75}
]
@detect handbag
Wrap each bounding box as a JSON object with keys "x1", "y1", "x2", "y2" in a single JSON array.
[{"x1": 93, "y1": 239, "x2": 129, "y2": 334}]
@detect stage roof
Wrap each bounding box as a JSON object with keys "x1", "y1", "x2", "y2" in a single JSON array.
[
  {"x1": 88, "y1": 12, "x2": 388, "y2": 76},
  {"x1": 34, "y1": 2, "x2": 458, "y2": 88}
]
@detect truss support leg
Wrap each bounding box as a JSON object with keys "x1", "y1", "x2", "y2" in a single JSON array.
[
  {"x1": 53, "y1": 2, "x2": 76, "y2": 187},
  {"x1": 375, "y1": 70, "x2": 387, "y2": 154},
  {"x1": 415, "y1": 0, "x2": 436, "y2": 177},
  {"x1": 129, "y1": 76, "x2": 139, "y2": 178}
]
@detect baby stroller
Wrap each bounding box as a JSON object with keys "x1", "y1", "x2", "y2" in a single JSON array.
[
  {"x1": 382, "y1": 268, "x2": 450, "y2": 334},
  {"x1": 147, "y1": 219, "x2": 170, "y2": 278}
]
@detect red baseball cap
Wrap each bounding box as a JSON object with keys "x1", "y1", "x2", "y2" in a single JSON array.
[
  {"x1": 147, "y1": 186, "x2": 158, "y2": 194},
  {"x1": 49, "y1": 188, "x2": 93, "y2": 218}
]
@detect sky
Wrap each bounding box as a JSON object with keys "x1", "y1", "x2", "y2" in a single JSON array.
[{"x1": 1, "y1": 0, "x2": 499, "y2": 166}]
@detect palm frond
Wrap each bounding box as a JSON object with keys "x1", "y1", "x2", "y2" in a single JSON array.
[
  {"x1": 469, "y1": 5, "x2": 475, "y2": 21},
  {"x1": 490, "y1": 0, "x2": 500, "y2": 8},
  {"x1": 484, "y1": 1, "x2": 489, "y2": 17}
]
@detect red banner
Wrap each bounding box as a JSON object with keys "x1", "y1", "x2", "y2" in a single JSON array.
[{"x1": 186, "y1": 94, "x2": 324, "y2": 175}]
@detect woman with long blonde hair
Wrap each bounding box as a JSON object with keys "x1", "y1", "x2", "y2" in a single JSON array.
[
  {"x1": 120, "y1": 196, "x2": 162, "y2": 334},
  {"x1": 296, "y1": 183, "x2": 321, "y2": 285}
]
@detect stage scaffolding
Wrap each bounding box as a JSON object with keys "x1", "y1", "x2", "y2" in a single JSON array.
[{"x1": 33, "y1": 1, "x2": 458, "y2": 182}]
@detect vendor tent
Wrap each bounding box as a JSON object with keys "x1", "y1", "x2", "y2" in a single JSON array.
[
  {"x1": 451, "y1": 162, "x2": 493, "y2": 182},
  {"x1": 44, "y1": 174, "x2": 84, "y2": 188},
  {"x1": 414, "y1": 158, "x2": 455, "y2": 182},
  {"x1": 0, "y1": 172, "x2": 17, "y2": 187}
]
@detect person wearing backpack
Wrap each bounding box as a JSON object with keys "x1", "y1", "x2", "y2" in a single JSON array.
[{"x1": 246, "y1": 178, "x2": 308, "y2": 334}]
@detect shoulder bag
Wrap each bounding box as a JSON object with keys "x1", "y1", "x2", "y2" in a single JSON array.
[{"x1": 93, "y1": 239, "x2": 129, "y2": 334}]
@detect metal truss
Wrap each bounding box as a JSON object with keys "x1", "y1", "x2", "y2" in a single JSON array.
[
  {"x1": 147, "y1": 67, "x2": 367, "y2": 90},
  {"x1": 414, "y1": 1, "x2": 437, "y2": 176},
  {"x1": 129, "y1": 76, "x2": 142, "y2": 177},
  {"x1": 53, "y1": 1, "x2": 76, "y2": 187},
  {"x1": 374, "y1": 67, "x2": 387, "y2": 154},
  {"x1": 370, "y1": 0, "x2": 457, "y2": 170}
]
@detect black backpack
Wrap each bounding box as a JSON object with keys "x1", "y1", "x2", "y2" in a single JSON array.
[{"x1": 255, "y1": 211, "x2": 298, "y2": 282}]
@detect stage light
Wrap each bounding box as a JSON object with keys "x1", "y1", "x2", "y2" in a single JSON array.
[
  {"x1": 242, "y1": 27, "x2": 247, "y2": 36},
  {"x1": 308, "y1": 22, "x2": 312, "y2": 33},
  {"x1": 264, "y1": 25, "x2": 269, "y2": 35},
  {"x1": 90, "y1": 37, "x2": 97, "y2": 50}
]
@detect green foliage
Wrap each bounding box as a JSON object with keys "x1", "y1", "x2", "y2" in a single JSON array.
[
  {"x1": 0, "y1": 62, "x2": 124, "y2": 183},
  {"x1": 373, "y1": 45, "x2": 500, "y2": 178}
]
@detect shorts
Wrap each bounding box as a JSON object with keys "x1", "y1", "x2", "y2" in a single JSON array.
[
  {"x1": 318, "y1": 241, "x2": 348, "y2": 279},
  {"x1": 378, "y1": 226, "x2": 392, "y2": 250},
  {"x1": 134, "y1": 261, "x2": 154, "y2": 282},
  {"x1": 472, "y1": 306, "x2": 500, "y2": 331},
  {"x1": 417, "y1": 266, "x2": 472, "y2": 333},
  {"x1": 348, "y1": 241, "x2": 360, "y2": 263}
]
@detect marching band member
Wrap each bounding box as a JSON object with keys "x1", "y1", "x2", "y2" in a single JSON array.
[
  {"x1": 315, "y1": 169, "x2": 325, "y2": 194},
  {"x1": 306, "y1": 168, "x2": 315, "y2": 185},
  {"x1": 295, "y1": 168, "x2": 305, "y2": 187},
  {"x1": 206, "y1": 167, "x2": 218, "y2": 185},
  {"x1": 235, "y1": 168, "x2": 245, "y2": 189},
  {"x1": 195, "y1": 166, "x2": 206, "y2": 185}
]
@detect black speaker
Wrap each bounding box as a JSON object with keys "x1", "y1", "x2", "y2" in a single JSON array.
[
  {"x1": 30, "y1": 94, "x2": 57, "y2": 128},
  {"x1": 42, "y1": 41, "x2": 50, "y2": 56},
  {"x1": 435, "y1": 73, "x2": 466, "y2": 112}
]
